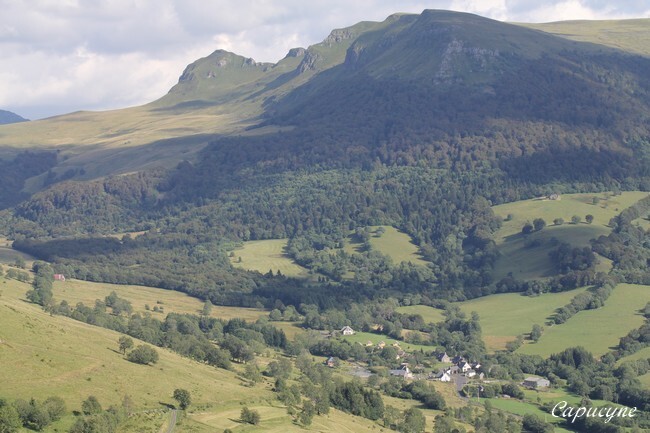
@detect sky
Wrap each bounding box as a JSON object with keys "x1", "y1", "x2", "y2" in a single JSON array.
[{"x1": 1, "y1": 0, "x2": 648, "y2": 120}]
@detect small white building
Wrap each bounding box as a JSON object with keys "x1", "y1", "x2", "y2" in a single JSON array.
[
  {"x1": 437, "y1": 371, "x2": 452, "y2": 382},
  {"x1": 341, "y1": 326, "x2": 355, "y2": 336}
]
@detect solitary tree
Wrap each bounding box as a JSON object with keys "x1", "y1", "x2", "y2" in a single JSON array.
[
  {"x1": 126, "y1": 345, "x2": 159, "y2": 365},
  {"x1": 173, "y1": 389, "x2": 191, "y2": 410},
  {"x1": 553, "y1": 218, "x2": 564, "y2": 226},
  {"x1": 201, "y1": 300, "x2": 213, "y2": 317},
  {"x1": 530, "y1": 324, "x2": 543, "y2": 342},
  {"x1": 81, "y1": 396, "x2": 102, "y2": 415},
  {"x1": 118, "y1": 336, "x2": 133, "y2": 355},
  {"x1": 240, "y1": 407, "x2": 260, "y2": 425},
  {"x1": 533, "y1": 218, "x2": 546, "y2": 231},
  {"x1": 585, "y1": 214, "x2": 594, "y2": 224},
  {"x1": 521, "y1": 222, "x2": 534, "y2": 234},
  {"x1": 571, "y1": 215, "x2": 582, "y2": 224}
]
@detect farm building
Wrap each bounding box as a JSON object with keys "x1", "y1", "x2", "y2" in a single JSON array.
[
  {"x1": 341, "y1": 326, "x2": 355, "y2": 335},
  {"x1": 524, "y1": 377, "x2": 550, "y2": 389},
  {"x1": 53, "y1": 274, "x2": 66, "y2": 281}
]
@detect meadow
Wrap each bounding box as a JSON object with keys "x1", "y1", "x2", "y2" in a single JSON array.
[
  {"x1": 394, "y1": 289, "x2": 586, "y2": 352},
  {"x1": 0, "y1": 277, "x2": 268, "y2": 432},
  {"x1": 346, "y1": 226, "x2": 430, "y2": 267},
  {"x1": 518, "y1": 284, "x2": 649, "y2": 357},
  {"x1": 491, "y1": 191, "x2": 648, "y2": 280},
  {"x1": 395, "y1": 304, "x2": 446, "y2": 323},
  {"x1": 458, "y1": 288, "x2": 587, "y2": 351},
  {"x1": 230, "y1": 238, "x2": 312, "y2": 278},
  {"x1": 0, "y1": 276, "x2": 388, "y2": 433}
]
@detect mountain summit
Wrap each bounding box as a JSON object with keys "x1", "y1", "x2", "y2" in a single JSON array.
[{"x1": 0, "y1": 109, "x2": 28, "y2": 125}]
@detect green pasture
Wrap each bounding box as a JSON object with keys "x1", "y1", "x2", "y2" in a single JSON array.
[
  {"x1": 230, "y1": 238, "x2": 311, "y2": 277},
  {"x1": 616, "y1": 347, "x2": 650, "y2": 366},
  {"x1": 491, "y1": 191, "x2": 648, "y2": 280},
  {"x1": 458, "y1": 288, "x2": 587, "y2": 351},
  {"x1": 343, "y1": 225, "x2": 430, "y2": 267},
  {"x1": 518, "y1": 284, "x2": 649, "y2": 357},
  {"x1": 396, "y1": 304, "x2": 445, "y2": 324},
  {"x1": 0, "y1": 279, "x2": 265, "y2": 414}
]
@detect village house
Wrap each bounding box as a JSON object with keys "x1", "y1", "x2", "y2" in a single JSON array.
[
  {"x1": 376, "y1": 341, "x2": 386, "y2": 349},
  {"x1": 437, "y1": 352, "x2": 451, "y2": 363},
  {"x1": 459, "y1": 361, "x2": 472, "y2": 373},
  {"x1": 523, "y1": 377, "x2": 550, "y2": 389},
  {"x1": 341, "y1": 326, "x2": 355, "y2": 336},
  {"x1": 325, "y1": 356, "x2": 336, "y2": 368},
  {"x1": 451, "y1": 355, "x2": 465, "y2": 364},
  {"x1": 389, "y1": 365, "x2": 413, "y2": 380},
  {"x1": 53, "y1": 274, "x2": 66, "y2": 281},
  {"x1": 435, "y1": 370, "x2": 452, "y2": 382}
]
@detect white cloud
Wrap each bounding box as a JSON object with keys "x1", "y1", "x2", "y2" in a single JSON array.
[{"x1": 0, "y1": 0, "x2": 646, "y2": 119}]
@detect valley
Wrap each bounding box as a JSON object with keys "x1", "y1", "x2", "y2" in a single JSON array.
[{"x1": 1, "y1": 8, "x2": 649, "y2": 433}]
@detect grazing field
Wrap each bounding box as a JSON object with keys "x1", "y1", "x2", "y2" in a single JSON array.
[
  {"x1": 0, "y1": 238, "x2": 35, "y2": 265},
  {"x1": 0, "y1": 277, "x2": 387, "y2": 433},
  {"x1": 394, "y1": 289, "x2": 590, "y2": 352},
  {"x1": 396, "y1": 304, "x2": 445, "y2": 323},
  {"x1": 484, "y1": 398, "x2": 573, "y2": 432},
  {"x1": 344, "y1": 226, "x2": 429, "y2": 266},
  {"x1": 44, "y1": 278, "x2": 268, "y2": 322},
  {"x1": 518, "y1": 284, "x2": 649, "y2": 357},
  {"x1": 492, "y1": 191, "x2": 648, "y2": 238},
  {"x1": 457, "y1": 288, "x2": 587, "y2": 351},
  {"x1": 493, "y1": 224, "x2": 611, "y2": 280},
  {"x1": 639, "y1": 373, "x2": 650, "y2": 387},
  {"x1": 491, "y1": 191, "x2": 648, "y2": 280},
  {"x1": 188, "y1": 405, "x2": 381, "y2": 433},
  {"x1": 616, "y1": 347, "x2": 650, "y2": 366},
  {"x1": 230, "y1": 238, "x2": 311, "y2": 277},
  {"x1": 0, "y1": 278, "x2": 265, "y2": 414}
]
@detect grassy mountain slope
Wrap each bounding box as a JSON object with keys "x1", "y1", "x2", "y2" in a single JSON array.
[
  {"x1": 0, "y1": 275, "x2": 389, "y2": 433},
  {"x1": 1, "y1": 11, "x2": 649, "y2": 192},
  {"x1": 521, "y1": 18, "x2": 650, "y2": 57}
]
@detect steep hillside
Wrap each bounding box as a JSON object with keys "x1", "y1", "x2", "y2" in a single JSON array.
[
  {"x1": 4, "y1": 10, "x2": 650, "y2": 309},
  {"x1": 1, "y1": 11, "x2": 649, "y2": 192}
]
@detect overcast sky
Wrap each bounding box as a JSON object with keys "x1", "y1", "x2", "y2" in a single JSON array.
[{"x1": 1, "y1": 0, "x2": 648, "y2": 120}]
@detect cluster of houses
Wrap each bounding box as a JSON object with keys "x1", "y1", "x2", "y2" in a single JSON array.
[
  {"x1": 433, "y1": 353, "x2": 483, "y2": 382},
  {"x1": 325, "y1": 332, "x2": 553, "y2": 392}
]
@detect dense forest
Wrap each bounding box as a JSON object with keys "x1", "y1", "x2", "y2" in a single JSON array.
[{"x1": 3, "y1": 10, "x2": 650, "y2": 308}]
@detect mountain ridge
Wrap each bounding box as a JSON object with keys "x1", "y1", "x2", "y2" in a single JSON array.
[{"x1": 0, "y1": 10, "x2": 649, "y2": 196}]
